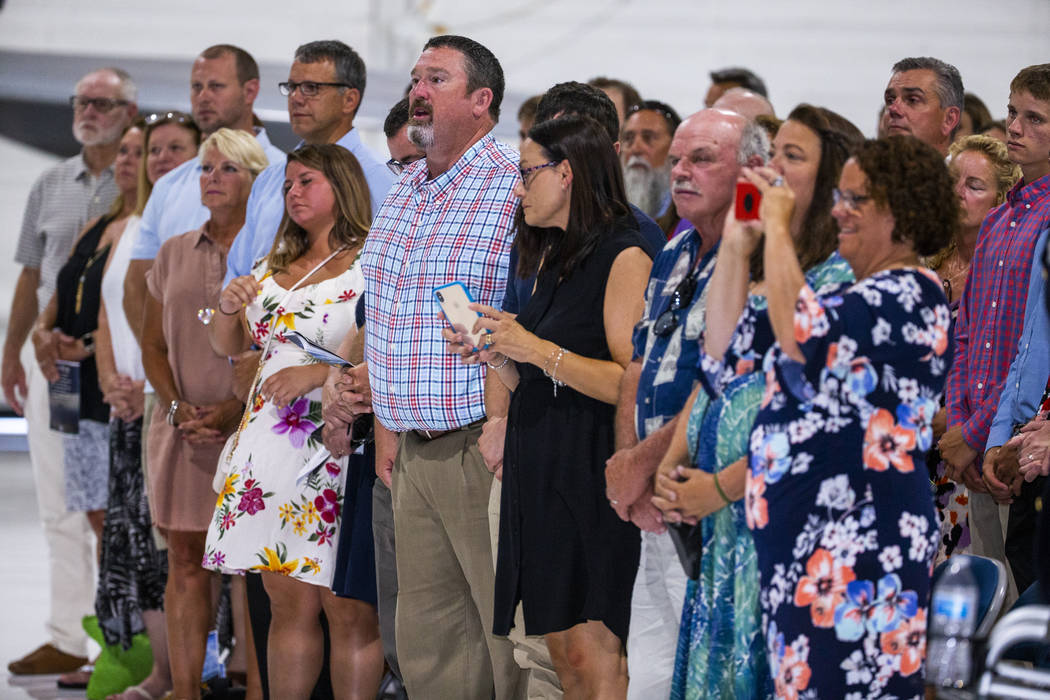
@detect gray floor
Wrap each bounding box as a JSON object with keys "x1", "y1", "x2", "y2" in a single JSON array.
[{"x1": 1, "y1": 450, "x2": 89, "y2": 699}]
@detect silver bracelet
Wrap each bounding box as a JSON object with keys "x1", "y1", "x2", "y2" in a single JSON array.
[
  {"x1": 543, "y1": 347, "x2": 567, "y2": 396},
  {"x1": 486, "y1": 354, "x2": 510, "y2": 370},
  {"x1": 166, "y1": 399, "x2": 180, "y2": 427}
]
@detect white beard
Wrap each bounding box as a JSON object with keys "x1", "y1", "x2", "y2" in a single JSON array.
[
  {"x1": 73, "y1": 119, "x2": 124, "y2": 147},
  {"x1": 623, "y1": 156, "x2": 671, "y2": 218},
  {"x1": 407, "y1": 123, "x2": 434, "y2": 149}
]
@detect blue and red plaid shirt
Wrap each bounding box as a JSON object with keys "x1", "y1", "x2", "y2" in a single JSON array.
[
  {"x1": 946, "y1": 173, "x2": 1050, "y2": 452},
  {"x1": 362, "y1": 134, "x2": 520, "y2": 432}
]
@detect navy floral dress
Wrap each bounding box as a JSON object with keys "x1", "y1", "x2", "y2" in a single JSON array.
[{"x1": 717, "y1": 268, "x2": 951, "y2": 699}]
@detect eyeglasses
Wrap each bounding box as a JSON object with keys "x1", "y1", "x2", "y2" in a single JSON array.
[
  {"x1": 519, "y1": 160, "x2": 559, "y2": 189},
  {"x1": 278, "y1": 81, "x2": 350, "y2": 97},
  {"x1": 387, "y1": 155, "x2": 424, "y2": 175},
  {"x1": 653, "y1": 272, "x2": 699, "y2": 337},
  {"x1": 69, "y1": 96, "x2": 128, "y2": 113},
  {"x1": 145, "y1": 110, "x2": 195, "y2": 126},
  {"x1": 832, "y1": 189, "x2": 873, "y2": 211}
]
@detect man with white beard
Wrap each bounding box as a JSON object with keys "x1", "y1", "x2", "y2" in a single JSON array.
[
  {"x1": 5, "y1": 67, "x2": 137, "y2": 676},
  {"x1": 621, "y1": 100, "x2": 680, "y2": 219}
]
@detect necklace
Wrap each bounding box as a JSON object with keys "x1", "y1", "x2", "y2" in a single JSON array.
[{"x1": 75, "y1": 243, "x2": 111, "y2": 315}]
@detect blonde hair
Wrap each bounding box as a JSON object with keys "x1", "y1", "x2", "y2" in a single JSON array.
[
  {"x1": 925, "y1": 135, "x2": 1022, "y2": 270},
  {"x1": 948, "y1": 135, "x2": 1022, "y2": 206},
  {"x1": 267, "y1": 144, "x2": 372, "y2": 273},
  {"x1": 198, "y1": 127, "x2": 268, "y2": 177}
]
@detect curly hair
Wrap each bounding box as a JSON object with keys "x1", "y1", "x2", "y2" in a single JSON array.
[{"x1": 852, "y1": 136, "x2": 958, "y2": 257}]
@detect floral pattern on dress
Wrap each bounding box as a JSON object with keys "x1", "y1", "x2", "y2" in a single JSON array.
[
  {"x1": 203, "y1": 258, "x2": 363, "y2": 586},
  {"x1": 671, "y1": 253, "x2": 852, "y2": 700},
  {"x1": 732, "y1": 268, "x2": 949, "y2": 698}
]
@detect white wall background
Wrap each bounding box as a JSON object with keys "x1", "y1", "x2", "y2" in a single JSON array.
[
  {"x1": 1, "y1": 0, "x2": 1048, "y2": 134},
  {"x1": 0, "y1": 0, "x2": 1047, "y2": 393}
]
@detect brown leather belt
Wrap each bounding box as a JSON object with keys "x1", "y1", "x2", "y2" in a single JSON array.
[{"x1": 413, "y1": 419, "x2": 485, "y2": 441}]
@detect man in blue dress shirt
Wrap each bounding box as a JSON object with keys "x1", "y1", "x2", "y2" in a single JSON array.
[{"x1": 223, "y1": 40, "x2": 394, "y2": 285}]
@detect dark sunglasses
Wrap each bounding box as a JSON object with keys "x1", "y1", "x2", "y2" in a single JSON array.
[
  {"x1": 653, "y1": 272, "x2": 699, "y2": 337},
  {"x1": 348, "y1": 414, "x2": 374, "y2": 451}
]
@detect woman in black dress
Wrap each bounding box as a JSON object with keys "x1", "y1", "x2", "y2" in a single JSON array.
[{"x1": 468, "y1": 114, "x2": 652, "y2": 698}]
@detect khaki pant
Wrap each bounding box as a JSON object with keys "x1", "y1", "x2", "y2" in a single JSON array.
[
  {"x1": 488, "y1": 478, "x2": 564, "y2": 699},
  {"x1": 392, "y1": 426, "x2": 525, "y2": 699},
  {"x1": 24, "y1": 356, "x2": 95, "y2": 656},
  {"x1": 969, "y1": 491, "x2": 1019, "y2": 605}
]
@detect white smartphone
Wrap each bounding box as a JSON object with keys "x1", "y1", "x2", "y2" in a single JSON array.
[{"x1": 434, "y1": 281, "x2": 489, "y2": 350}]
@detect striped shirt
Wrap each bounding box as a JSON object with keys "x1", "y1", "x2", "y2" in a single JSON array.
[
  {"x1": 15, "y1": 153, "x2": 118, "y2": 312},
  {"x1": 947, "y1": 173, "x2": 1050, "y2": 451},
  {"x1": 362, "y1": 134, "x2": 519, "y2": 432}
]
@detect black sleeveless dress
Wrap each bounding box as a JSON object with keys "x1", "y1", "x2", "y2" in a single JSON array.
[
  {"x1": 54, "y1": 214, "x2": 112, "y2": 423},
  {"x1": 493, "y1": 223, "x2": 648, "y2": 644}
]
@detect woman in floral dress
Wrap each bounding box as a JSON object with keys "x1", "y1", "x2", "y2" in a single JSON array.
[
  {"x1": 204, "y1": 144, "x2": 382, "y2": 699},
  {"x1": 653, "y1": 105, "x2": 861, "y2": 700},
  {"x1": 709, "y1": 136, "x2": 958, "y2": 698}
]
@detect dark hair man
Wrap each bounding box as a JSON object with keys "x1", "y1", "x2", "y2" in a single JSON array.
[
  {"x1": 588, "y1": 75, "x2": 642, "y2": 128},
  {"x1": 881, "y1": 56, "x2": 964, "y2": 156},
  {"x1": 705, "y1": 66, "x2": 768, "y2": 106},
  {"x1": 359, "y1": 34, "x2": 526, "y2": 698}
]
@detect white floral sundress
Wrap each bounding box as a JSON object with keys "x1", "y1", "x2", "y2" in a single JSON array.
[{"x1": 203, "y1": 257, "x2": 362, "y2": 586}]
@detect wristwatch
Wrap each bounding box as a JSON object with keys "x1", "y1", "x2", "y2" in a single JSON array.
[
  {"x1": 166, "y1": 399, "x2": 180, "y2": 426},
  {"x1": 80, "y1": 332, "x2": 95, "y2": 355}
]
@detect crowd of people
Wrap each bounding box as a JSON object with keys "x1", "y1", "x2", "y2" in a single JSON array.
[{"x1": 3, "y1": 31, "x2": 1050, "y2": 700}]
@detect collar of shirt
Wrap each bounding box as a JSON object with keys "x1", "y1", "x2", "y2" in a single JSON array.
[
  {"x1": 407, "y1": 134, "x2": 499, "y2": 199},
  {"x1": 73, "y1": 151, "x2": 115, "y2": 183},
  {"x1": 1007, "y1": 171, "x2": 1050, "y2": 209}
]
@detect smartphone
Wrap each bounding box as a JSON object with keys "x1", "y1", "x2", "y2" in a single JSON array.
[
  {"x1": 434, "y1": 282, "x2": 488, "y2": 350},
  {"x1": 735, "y1": 181, "x2": 761, "y2": 221}
]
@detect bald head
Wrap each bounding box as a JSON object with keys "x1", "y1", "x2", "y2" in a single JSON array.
[
  {"x1": 669, "y1": 109, "x2": 751, "y2": 239},
  {"x1": 712, "y1": 87, "x2": 775, "y2": 121}
]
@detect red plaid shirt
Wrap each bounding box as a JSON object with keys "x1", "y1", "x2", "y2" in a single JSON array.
[{"x1": 946, "y1": 173, "x2": 1050, "y2": 451}]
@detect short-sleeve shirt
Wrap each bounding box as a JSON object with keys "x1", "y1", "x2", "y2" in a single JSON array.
[
  {"x1": 132, "y1": 127, "x2": 284, "y2": 261},
  {"x1": 362, "y1": 134, "x2": 519, "y2": 432},
  {"x1": 145, "y1": 226, "x2": 235, "y2": 407},
  {"x1": 632, "y1": 228, "x2": 719, "y2": 440},
  {"x1": 223, "y1": 128, "x2": 395, "y2": 286},
  {"x1": 15, "y1": 153, "x2": 118, "y2": 312}
]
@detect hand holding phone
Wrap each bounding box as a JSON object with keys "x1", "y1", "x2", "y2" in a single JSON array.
[
  {"x1": 735, "y1": 181, "x2": 761, "y2": 221},
  {"x1": 434, "y1": 282, "x2": 489, "y2": 350}
]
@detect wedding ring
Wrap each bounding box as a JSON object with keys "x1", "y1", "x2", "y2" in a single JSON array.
[
  {"x1": 771, "y1": 177, "x2": 784, "y2": 187},
  {"x1": 1030, "y1": 454, "x2": 1035, "y2": 461}
]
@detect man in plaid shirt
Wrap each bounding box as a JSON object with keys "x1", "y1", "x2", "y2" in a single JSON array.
[
  {"x1": 361, "y1": 35, "x2": 525, "y2": 699},
  {"x1": 940, "y1": 63, "x2": 1050, "y2": 584}
]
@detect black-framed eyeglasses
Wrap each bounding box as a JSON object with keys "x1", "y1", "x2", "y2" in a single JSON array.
[
  {"x1": 519, "y1": 160, "x2": 559, "y2": 189},
  {"x1": 278, "y1": 81, "x2": 350, "y2": 97},
  {"x1": 69, "y1": 96, "x2": 128, "y2": 113},
  {"x1": 832, "y1": 189, "x2": 873, "y2": 211},
  {"x1": 145, "y1": 110, "x2": 195, "y2": 126},
  {"x1": 387, "y1": 155, "x2": 424, "y2": 175},
  {"x1": 653, "y1": 272, "x2": 699, "y2": 337}
]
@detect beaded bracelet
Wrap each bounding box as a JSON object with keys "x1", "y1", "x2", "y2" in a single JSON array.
[
  {"x1": 712, "y1": 470, "x2": 732, "y2": 505},
  {"x1": 542, "y1": 347, "x2": 567, "y2": 396},
  {"x1": 486, "y1": 354, "x2": 509, "y2": 370}
]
